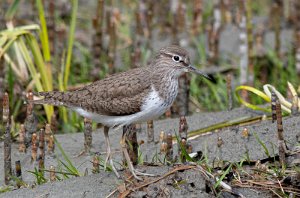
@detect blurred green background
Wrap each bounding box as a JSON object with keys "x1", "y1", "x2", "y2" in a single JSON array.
[{"x1": 0, "y1": 0, "x2": 299, "y2": 133}]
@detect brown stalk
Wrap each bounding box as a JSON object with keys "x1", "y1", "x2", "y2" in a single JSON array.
[
  {"x1": 271, "y1": 92, "x2": 277, "y2": 123},
  {"x1": 3, "y1": 92, "x2": 12, "y2": 185},
  {"x1": 25, "y1": 92, "x2": 37, "y2": 147},
  {"x1": 31, "y1": 133, "x2": 38, "y2": 162},
  {"x1": 217, "y1": 136, "x2": 223, "y2": 147},
  {"x1": 45, "y1": 123, "x2": 52, "y2": 144},
  {"x1": 50, "y1": 114, "x2": 58, "y2": 133},
  {"x1": 92, "y1": 155, "x2": 100, "y2": 174},
  {"x1": 39, "y1": 129, "x2": 45, "y2": 172},
  {"x1": 187, "y1": 144, "x2": 193, "y2": 154},
  {"x1": 192, "y1": 0, "x2": 203, "y2": 35},
  {"x1": 159, "y1": 131, "x2": 166, "y2": 144},
  {"x1": 292, "y1": 1, "x2": 300, "y2": 74},
  {"x1": 15, "y1": 160, "x2": 22, "y2": 188},
  {"x1": 92, "y1": 0, "x2": 105, "y2": 75},
  {"x1": 48, "y1": 135, "x2": 55, "y2": 154},
  {"x1": 3, "y1": 92, "x2": 9, "y2": 122},
  {"x1": 160, "y1": 142, "x2": 167, "y2": 155},
  {"x1": 123, "y1": 124, "x2": 138, "y2": 165},
  {"x1": 226, "y1": 73, "x2": 233, "y2": 110},
  {"x1": 179, "y1": 116, "x2": 188, "y2": 140},
  {"x1": 107, "y1": 8, "x2": 118, "y2": 74},
  {"x1": 84, "y1": 118, "x2": 93, "y2": 153},
  {"x1": 18, "y1": 124, "x2": 26, "y2": 152},
  {"x1": 176, "y1": 73, "x2": 190, "y2": 116},
  {"x1": 147, "y1": 120, "x2": 154, "y2": 143},
  {"x1": 245, "y1": 0, "x2": 254, "y2": 87},
  {"x1": 47, "y1": 0, "x2": 56, "y2": 56},
  {"x1": 275, "y1": 94, "x2": 287, "y2": 167},
  {"x1": 49, "y1": 165, "x2": 56, "y2": 182},
  {"x1": 208, "y1": 3, "x2": 222, "y2": 64},
  {"x1": 270, "y1": 0, "x2": 283, "y2": 57},
  {"x1": 131, "y1": 44, "x2": 142, "y2": 68},
  {"x1": 166, "y1": 132, "x2": 173, "y2": 161}
]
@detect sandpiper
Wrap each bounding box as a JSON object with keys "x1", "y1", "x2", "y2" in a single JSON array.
[{"x1": 32, "y1": 45, "x2": 210, "y2": 180}]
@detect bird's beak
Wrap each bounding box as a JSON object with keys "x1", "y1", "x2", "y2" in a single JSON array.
[{"x1": 187, "y1": 65, "x2": 211, "y2": 80}]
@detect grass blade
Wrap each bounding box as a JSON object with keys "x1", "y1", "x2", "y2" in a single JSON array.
[
  {"x1": 63, "y1": 0, "x2": 78, "y2": 89},
  {"x1": 36, "y1": 0, "x2": 51, "y2": 61}
]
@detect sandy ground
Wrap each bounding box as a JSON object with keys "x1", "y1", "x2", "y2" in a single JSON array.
[{"x1": 0, "y1": 107, "x2": 299, "y2": 197}]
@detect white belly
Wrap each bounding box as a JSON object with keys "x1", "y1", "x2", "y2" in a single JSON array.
[{"x1": 73, "y1": 86, "x2": 171, "y2": 128}]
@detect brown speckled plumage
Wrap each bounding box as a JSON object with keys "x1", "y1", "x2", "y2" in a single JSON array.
[{"x1": 37, "y1": 67, "x2": 152, "y2": 116}]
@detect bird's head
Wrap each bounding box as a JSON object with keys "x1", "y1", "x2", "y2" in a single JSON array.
[{"x1": 154, "y1": 45, "x2": 211, "y2": 80}]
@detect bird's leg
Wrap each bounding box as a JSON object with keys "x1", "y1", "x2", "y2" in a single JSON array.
[
  {"x1": 103, "y1": 126, "x2": 120, "y2": 178},
  {"x1": 121, "y1": 130, "x2": 142, "y2": 180},
  {"x1": 121, "y1": 127, "x2": 155, "y2": 180}
]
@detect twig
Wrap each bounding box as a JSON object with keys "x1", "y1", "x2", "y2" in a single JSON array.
[{"x1": 119, "y1": 165, "x2": 195, "y2": 198}]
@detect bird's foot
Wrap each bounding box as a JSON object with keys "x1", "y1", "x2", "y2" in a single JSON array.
[{"x1": 103, "y1": 153, "x2": 120, "y2": 178}]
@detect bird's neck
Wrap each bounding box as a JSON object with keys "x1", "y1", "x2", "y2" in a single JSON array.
[{"x1": 149, "y1": 67, "x2": 181, "y2": 101}]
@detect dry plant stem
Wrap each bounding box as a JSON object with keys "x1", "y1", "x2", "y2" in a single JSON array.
[
  {"x1": 147, "y1": 120, "x2": 154, "y2": 143},
  {"x1": 3, "y1": 92, "x2": 12, "y2": 185},
  {"x1": 226, "y1": 73, "x2": 233, "y2": 110},
  {"x1": 47, "y1": 0, "x2": 55, "y2": 56},
  {"x1": 192, "y1": 0, "x2": 203, "y2": 35},
  {"x1": 45, "y1": 124, "x2": 52, "y2": 144},
  {"x1": 15, "y1": 160, "x2": 22, "y2": 188},
  {"x1": 120, "y1": 165, "x2": 196, "y2": 198},
  {"x1": 179, "y1": 116, "x2": 188, "y2": 140},
  {"x1": 15, "y1": 161, "x2": 22, "y2": 178},
  {"x1": 92, "y1": 0, "x2": 104, "y2": 72},
  {"x1": 92, "y1": 155, "x2": 100, "y2": 174},
  {"x1": 160, "y1": 142, "x2": 167, "y2": 155},
  {"x1": 271, "y1": 0, "x2": 283, "y2": 57},
  {"x1": 275, "y1": 97, "x2": 287, "y2": 167},
  {"x1": 166, "y1": 132, "x2": 173, "y2": 161},
  {"x1": 4, "y1": 122, "x2": 12, "y2": 185},
  {"x1": 294, "y1": 0, "x2": 300, "y2": 74},
  {"x1": 84, "y1": 118, "x2": 93, "y2": 153},
  {"x1": 31, "y1": 133, "x2": 38, "y2": 162},
  {"x1": 107, "y1": 7, "x2": 118, "y2": 74},
  {"x1": 237, "y1": 1, "x2": 248, "y2": 100},
  {"x1": 271, "y1": 92, "x2": 277, "y2": 123},
  {"x1": 49, "y1": 165, "x2": 56, "y2": 182},
  {"x1": 18, "y1": 124, "x2": 26, "y2": 152},
  {"x1": 39, "y1": 129, "x2": 45, "y2": 171},
  {"x1": 245, "y1": 0, "x2": 254, "y2": 86},
  {"x1": 25, "y1": 92, "x2": 37, "y2": 147},
  {"x1": 48, "y1": 135, "x2": 55, "y2": 154},
  {"x1": 159, "y1": 131, "x2": 166, "y2": 144},
  {"x1": 3, "y1": 92, "x2": 9, "y2": 122},
  {"x1": 123, "y1": 124, "x2": 138, "y2": 165},
  {"x1": 177, "y1": 73, "x2": 190, "y2": 116},
  {"x1": 50, "y1": 114, "x2": 57, "y2": 133}
]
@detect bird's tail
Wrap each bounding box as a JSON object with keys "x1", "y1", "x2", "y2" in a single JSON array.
[{"x1": 30, "y1": 91, "x2": 68, "y2": 107}]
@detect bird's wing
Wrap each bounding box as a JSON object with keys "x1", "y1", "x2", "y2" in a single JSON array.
[{"x1": 34, "y1": 67, "x2": 153, "y2": 116}]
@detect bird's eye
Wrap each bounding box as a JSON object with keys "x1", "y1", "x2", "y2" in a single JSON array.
[{"x1": 172, "y1": 55, "x2": 180, "y2": 62}]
